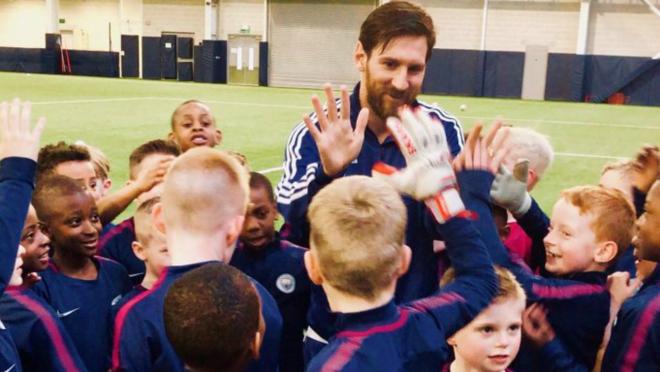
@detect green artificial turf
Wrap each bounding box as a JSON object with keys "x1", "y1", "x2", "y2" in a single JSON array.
[{"x1": 1, "y1": 72, "x2": 658, "y2": 222}]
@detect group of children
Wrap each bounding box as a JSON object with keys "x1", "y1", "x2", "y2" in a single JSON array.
[{"x1": 0, "y1": 92, "x2": 657, "y2": 372}]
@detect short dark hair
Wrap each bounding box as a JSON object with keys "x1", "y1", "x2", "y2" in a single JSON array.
[
  {"x1": 359, "y1": 1, "x2": 436, "y2": 61},
  {"x1": 33, "y1": 175, "x2": 86, "y2": 223},
  {"x1": 249, "y1": 172, "x2": 274, "y2": 203},
  {"x1": 37, "y1": 142, "x2": 91, "y2": 184},
  {"x1": 128, "y1": 139, "x2": 180, "y2": 179},
  {"x1": 170, "y1": 99, "x2": 211, "y2": 130},
  {"x1": 164, "y1": 262, "x2": 260, "y2": 372}
]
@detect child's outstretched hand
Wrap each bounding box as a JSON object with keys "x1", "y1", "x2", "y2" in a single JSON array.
[
  {"x1": 452, "y1": 121, "x2": 509, "y2": 174},
  {"x1": 632, "y1": 145, "x2": 660, "y2": 194},
  {"x1": 0, "y1": 99, "x2": 46, "y2": 161},
  {"x1": 490, "y1": 159, "x2": 532, "y2": 216},
  {"x1": 523, "y1": 303, "x2": 556, "y2": 348}
]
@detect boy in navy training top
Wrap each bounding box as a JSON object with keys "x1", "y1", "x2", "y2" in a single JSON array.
[
  {"x1": 230, "y1": 171, "x2": 311, "y2": 372},
  {"x1": 458, "y1": 126, "x2": 636, "y2": 371},
  {"x1": 112, "y1": 148, "x2": 282, "y2": 372},
  {"x1": 112, "y1": 197, "x2": 169, "y2": 313},
  {"x1": 32, "y1": 176, "x2": 132, "y2": 372},
  {"x1": 164, "y1": 262, "x2": 265, "y2": 372},
  {"x1": 99, "y1": 139, "x2": 179, "y2": 284},
  {"x1": 602, "y1": 148, "x2": 660, "y2": 372},
  {"x1": 168, "y1": 100, "x2": 222, "y2": 152},
  {"x1": 304, "y1": 173, "x2": 497, "y2": 371},
  {"x1": 1, "y1": 200, "x2": 88, "y2": 372},
  {"x1": 0, "y1": 98, "x2": 46, "y2": 372}
]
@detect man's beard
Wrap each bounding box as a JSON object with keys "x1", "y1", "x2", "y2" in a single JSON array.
[{"x1": 365, "y1": 67, "x2": 418, "y2": 121}]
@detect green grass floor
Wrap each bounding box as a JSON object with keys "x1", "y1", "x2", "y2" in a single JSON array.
[{"x1": 1, "y1": 72, "x2": 658, "y2": 222}]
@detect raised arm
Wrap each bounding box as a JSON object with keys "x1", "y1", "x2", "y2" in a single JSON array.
[
  {"x1": 276, "y1": 84, "x2": 368, "y2": 245},
  {"x1": 0, "y1": 99, "x2": 44, "y2": 295}
]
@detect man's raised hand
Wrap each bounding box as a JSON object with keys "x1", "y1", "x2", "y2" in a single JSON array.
[
  {"x1": 303, "y1": 84, "x2": 369, "y2": 177},
  {"x1": 0, "y1": 98, "x2": 46, "y2": 161}
]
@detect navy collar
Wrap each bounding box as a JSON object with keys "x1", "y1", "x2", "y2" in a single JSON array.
[
  {"x1": 642, "y1": 264, "x2": 660, "y2": 289},
  {"x1": 564, "y1": 271, "x2": 607, "y2": 285},
  {"x1": 334, "y1": 299, "x2": 399, "y2": 332},
  {"x1": 166, "y1": 261, "x2": 217, "y2": 278}
]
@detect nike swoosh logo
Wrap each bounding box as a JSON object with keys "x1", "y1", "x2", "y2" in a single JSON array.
[
  {"x1": 56, "y1": 308, "x2": 80, "y2": 318},
  {"x1": 129, "y1": 272, "x2": 145, "y2": 278},
  {"x1": 4, "y1": 364, "x2": 15, "y2": 372},
  {"x1": 111, "y1": 295, "x2": 122, "y2": 306}
]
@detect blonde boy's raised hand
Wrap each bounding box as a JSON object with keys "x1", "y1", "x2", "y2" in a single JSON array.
[
  {"x1": 303, "y1": 84, "x2": 369, "y2": 177},
  {"x1": 0, "y1": 99, "x2": 45, "y2": 161},
  {"x1": 632, "y1": 145, "x2": 660, "y2": 193}
]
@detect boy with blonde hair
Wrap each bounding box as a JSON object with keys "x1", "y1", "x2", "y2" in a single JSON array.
[
  {"x1": 443, "y1": 267, "x2": 527, "y2": 372},
  {"x1": 112, "y1": 148, "x2": 282, "y2": 372},
  {"x1": 305, "y1": 174, "x2": 497, "y2": 371}
]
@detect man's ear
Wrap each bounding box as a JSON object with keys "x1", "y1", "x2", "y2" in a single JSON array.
[
  {"x1": 595, "y1": 241, "x2": 618, "y2": 264},
  {"x1": 354, "y1": 41, "x2": 367, "y2": 72},
  {"x1": 132, "y1": 241, "x2": 146, "y2": 261},
  {"x1": 152, "y1": 202, "x2": 166, "y2": 235},
  {"x1": 304, "y1": 250, "x2": 324, "y2": 285}
]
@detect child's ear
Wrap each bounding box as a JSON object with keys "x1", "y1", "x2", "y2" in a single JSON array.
[
  {"x1": 102, "y1": 178, "x2": 112, "y2": 193},
  {"x1": 250, "y1": 329, "x2": 262, "y2": 360},
  {"x1": 226, "y1": 215, "x2": 245, "y2": 248},
  {"x1": 527, "y1": 168, "x2": 538, "y2": 191},
  {"x1": 397, "y1": 245, "x2": 412, "y2": 277},
  {"x1": 152, "y1": 202, "x2": 166, "y2": 235},
  {"x1": 354, "y1": 41, "x2": 367, "y2": 72},
  {"x1": 132, "y1": 241, "x2": 146, "y2": 261},
  {"x1": 167, "y1": 132, "x2": 176, "y2": 143},
  {"x1": 595, "y1": 241, "x2": 618, "y2": 264},
  {"x1": 304, "y1": 250, "x2": 324, "y2": 285},
  {"x1": 447, "y1": 335, "x2": 457, "y2": 347},
  {"x1": 215, "y1": 129, "x2": 223, "y2": 146}
]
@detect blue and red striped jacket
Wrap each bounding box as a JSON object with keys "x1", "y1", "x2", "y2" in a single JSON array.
[
  {"x1": 112, "y1": 261, "x2": 283, "y2": 372},
  {"x1": 307, "y1": 217, "x2": 498, "y2": 371},
  {"x1": 0, "y1": 157, "x2": 38, "y2": 372},
  {"x1": 458, "y1": 171, "x2": 610, "y2": 372},
  {"x1": 97, "y1": 218, "x2": 144, "y2": 285},
  {"x1": 602, "y1": 266, "x2": 660, "y2": 372},
  {"x1": 0, "y1": 287, "x2": 87, "y2": 372}
]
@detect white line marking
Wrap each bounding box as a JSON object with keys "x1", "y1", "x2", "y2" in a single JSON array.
[
  {"x1": 461, "y1": 115, "x2": 659, "y2": 130},
  {"x1": 555, "y1": 152, "x2": 627, "y2": 160},
  {"x1": 258, "y1": 166, "x2": 284, "y2": 174},
  {"x1": 28, "y1": 97, "x2": 659, "y2": 130}
]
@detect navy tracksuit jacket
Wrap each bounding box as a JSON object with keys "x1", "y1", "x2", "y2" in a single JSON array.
[
  {"x1": 112, "y1": 261, "x2": 283, "y2": 372},
  {"x1": 97, "y1": 218, "x2": 144, "y2": 285},
  {"x1": 458, "y1": 171, "x2": 610, "y2": 372},
  {"x1": 231, "y1": 236, "x2": 311, "y2": 372},
  {"x1": 307, "y1": 217, "x2": 498, "y2": 371},
  {"x1": 0, "y1": 157, "x2": 38, "y2": 372}
]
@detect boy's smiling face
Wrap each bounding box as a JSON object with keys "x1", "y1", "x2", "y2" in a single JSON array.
[
  {"x1": 45, "y1": 191, "x2": 102, "y2": 258},
  {"x1": 544, "y1": 198, "x2": 603, "y2": 275},
  {"x1": 633, "y1": 181, "x2": 660, "y2": 262},
  {"x1": 169, "y1": 102, "x2": 221, "y2": 152}
]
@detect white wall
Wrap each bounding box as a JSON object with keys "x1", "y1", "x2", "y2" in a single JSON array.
[
  {"x1": 0, "y1": 0, "x2": 47, "y2": 48},
  {"x1": 143, "y1": 0, "x2": 204, "y2": 44},
  {"x1": 218, "y1": 0, "x2": 264, "y2": 40},
  {"x1": 59, "y1": 0, "x2": 120, "y2": 51},
  {"x1": 588, "y1": 1, "x2": 660, "y2": 57}
]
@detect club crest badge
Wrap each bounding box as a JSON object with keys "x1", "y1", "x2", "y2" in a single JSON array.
[{"x1": 276, "y1": 274, "x2": 296, "y2": 294}]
